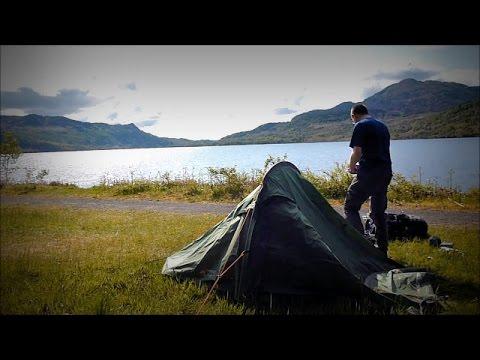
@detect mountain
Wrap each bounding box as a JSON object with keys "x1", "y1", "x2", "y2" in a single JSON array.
[
  {"x1": 290, "y1": 102, "x2": 355, "y2": 125},
  {"x1": 0, "y1": 114, "x2": 214, "y2": 152},
  {"x1": 364, "y1": 79, "x2": 480, "y2": 117},
  {"x1": 217, "y1": 79, "x2": 480, "y2": 145}
]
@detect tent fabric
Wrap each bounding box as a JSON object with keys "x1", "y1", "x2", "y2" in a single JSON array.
[
  {"x1": 162, "y1": 161, "x2": 438, "y2": 304},
  {"x1": 364, "y1": 268, "x2": 439, "y2": 304}
]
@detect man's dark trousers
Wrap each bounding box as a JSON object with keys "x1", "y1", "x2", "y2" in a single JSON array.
[{"x1": 344, "y1": 166, "x2": 392, "y2": 253}]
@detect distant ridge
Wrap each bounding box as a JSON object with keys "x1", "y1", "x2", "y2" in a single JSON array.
[
  {"x1": 0, "y1": 114, "x2": 214, "y2": 152},
  {"x1": 364, "y1": 78, "x2": 480, "y2": 116}
]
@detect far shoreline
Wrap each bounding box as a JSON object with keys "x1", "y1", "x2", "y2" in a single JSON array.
[{"x1": 18, "y1": 136, "x2": 480, "y2": 154}]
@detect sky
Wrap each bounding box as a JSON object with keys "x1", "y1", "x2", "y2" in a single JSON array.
[{"x1": 1, "y1": 45, "x2": 479, "y2": 140}]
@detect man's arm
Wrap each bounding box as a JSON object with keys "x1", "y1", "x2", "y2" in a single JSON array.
[{"x1": 348, "y1": 146, "x2": 362, "y2": 173}]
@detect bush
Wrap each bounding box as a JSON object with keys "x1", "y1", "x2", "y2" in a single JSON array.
[
  {"x1": 158, "y1": 171, "x2": 174, "y2": 189},
  {"x1": 388, "y1": 174, "x2": 459, "y2": 203},
  {"x1": 302, "y1": 163, "x2": 472, "y2": 205},
  {"x1": 262, "y1": 154, "x2": 288, "y2": 175},
  {"x1": 48, "y1": 181, "x2": 78, "y2": 188},
  {"x1": 184, "y1": 181, "x2": 203, "y2": 197},
  {"x1": 211, "y1": 187, "x2": 226, "y2": 200},
  {"x1": 207, "y1": 167, "x2": 253, "y2": 200},
  {"x1": 304, "y1": 163, "x2": 354, "y2": 199},
  {"x1": 15, "y1": 184, "x2": 37, "y2": 194},
  {"x1": 115, "y1": 181, "x2": 152, "y2": 195}
]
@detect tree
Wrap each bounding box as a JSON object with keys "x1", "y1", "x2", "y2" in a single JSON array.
[{"x1": 0, "y1": 131, "x2": 22, "y2": 185}]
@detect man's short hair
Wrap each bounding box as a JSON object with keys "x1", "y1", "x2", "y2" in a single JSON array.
[{"x1": 351, "y1": 104, "x2": 369, "y2": 116}]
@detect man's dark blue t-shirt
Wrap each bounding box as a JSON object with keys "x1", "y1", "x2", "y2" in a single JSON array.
[{"x1": 349, "y1": 117, "x2": 392, "y2": 173}]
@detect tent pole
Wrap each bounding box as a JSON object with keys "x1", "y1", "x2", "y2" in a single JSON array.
[{"x1": 196, "y1": 250, "x2": 247, "y2": 315}]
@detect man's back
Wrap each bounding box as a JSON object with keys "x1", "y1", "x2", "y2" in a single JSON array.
[
  {"x1": 349, "y1": 117, "x2": 392, "y2": 172},
  {"x1": 345, "y1": 104, "x2": 393, "y2": 256}
]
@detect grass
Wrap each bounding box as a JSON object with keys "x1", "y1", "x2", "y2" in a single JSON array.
[
  {"x1": 389, "y1": 225, "x2": 480, "y2": 314},
  {"x1": 0, "y1": 206, "x2": 244, "y2": 315},
  {"x1": 1, "y1": 205, "x2": 478, "y2": 315}
]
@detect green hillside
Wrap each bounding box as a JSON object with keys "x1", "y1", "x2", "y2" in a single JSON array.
[
  {"x1": 385, "y1": 100, "x2": 480, "y2": 139},
  {"x1": 0, "y1": 115, "x2": 214, "y2": 152}
]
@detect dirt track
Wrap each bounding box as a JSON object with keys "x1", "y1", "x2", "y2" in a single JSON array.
[{"x1": 2, "y1": 194, "x2": 478, "y2": 226}]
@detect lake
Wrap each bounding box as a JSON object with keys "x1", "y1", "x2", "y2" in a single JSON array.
[{"x1": 10, "y1": 137, "x2": 480, "y2": 191}]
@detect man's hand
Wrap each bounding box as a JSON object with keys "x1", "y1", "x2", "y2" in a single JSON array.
[
  {"x1": 348, "y1": 146, "x2": 362, "y2": 174},
  {"x1": 348, "y1": 164, "x2": 359, "y2": 174}
]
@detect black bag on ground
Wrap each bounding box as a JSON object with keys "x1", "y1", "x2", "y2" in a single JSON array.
[{"x1": 365, "y1": 213, "x2": 429, "y2": 241}]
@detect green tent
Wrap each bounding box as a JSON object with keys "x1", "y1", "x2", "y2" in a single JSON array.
[{"x1": 162, "y1": 161, "x2": 439, "y2": 310}]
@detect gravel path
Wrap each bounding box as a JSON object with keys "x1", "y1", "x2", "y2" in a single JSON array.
[
  {"x1": 1, "y1": 195, "x2": 234, "y2": 215},
  {"x1": 1, "y1": 194, "x2": 478, "y2": 226}
]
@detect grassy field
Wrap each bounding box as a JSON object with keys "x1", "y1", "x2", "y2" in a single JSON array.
[{"x1": 1, "y1": 205, "x2": 479, "y2": 315}]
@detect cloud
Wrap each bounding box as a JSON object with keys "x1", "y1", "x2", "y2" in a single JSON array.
[
  {"x1": 107, "y1": 112, "x2": 118, "y2": 120},
  {"x1": 434, "y1": 68, "x2": 480, "y2": 86},
  {"x1": 275, "y1": 107, "x2": 297, "y2": 115},
  {"x1": 0, "y1": 87, "x2": 101, "y2": 116},
  {"x1": 371, "y1": 68, "x2": 439, "y2": 81},
  {"x1": 135, "y1": 119, "x2": 159, "y2": 127},
  {"x1": 134, "y1": 106, "x2": 142, "y2": 112},
  {"x1": 362, "y1": 85, "x2": 384, "y2": 99},
  {"x1": 146, "y1": 112, "x2": 162, "y2": 120},
  {"x1": 294, "y1": 96, "x2": 304, "y2": 106},
  {"x1": 124, "y1": 82, "x2": 137, "y2": 91}
]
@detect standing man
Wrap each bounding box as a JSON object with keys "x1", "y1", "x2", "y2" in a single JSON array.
[{"x1": 344, "y1": 104, "x2": 392, "y2": 256}]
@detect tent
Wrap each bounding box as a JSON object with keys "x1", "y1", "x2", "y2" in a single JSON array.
[{"x1": 162, "y1": 161, "x2": 439, "y2": 311}]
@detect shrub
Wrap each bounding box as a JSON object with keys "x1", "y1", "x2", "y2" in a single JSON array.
[
  {"x1": 184, "y1": 181, "x2": 203, "y2": 197},
  {"x1": 115, "y1": 181, "x2": 152, "y2": 195},
  {"x1": 304, "y1": 162, "x2": 354, "y2": 199},
  {"x1": 207, "y1": 167, "x2": 251, "y2": 200},
  {"x1": 262, "y1": 154, "x2": 288, "y2": 175},
  {"x1": 388, "y1": 174, "x2": 458, "y2": 203}
]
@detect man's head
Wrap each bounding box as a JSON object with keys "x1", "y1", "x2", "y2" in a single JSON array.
[{"x1": 350, "y1": 104, "x2": 369, "y2": 124}]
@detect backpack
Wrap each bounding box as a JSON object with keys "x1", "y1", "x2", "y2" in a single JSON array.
[{"x1": 364, "y1": 213, "x2": 429, "y2": 241}]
